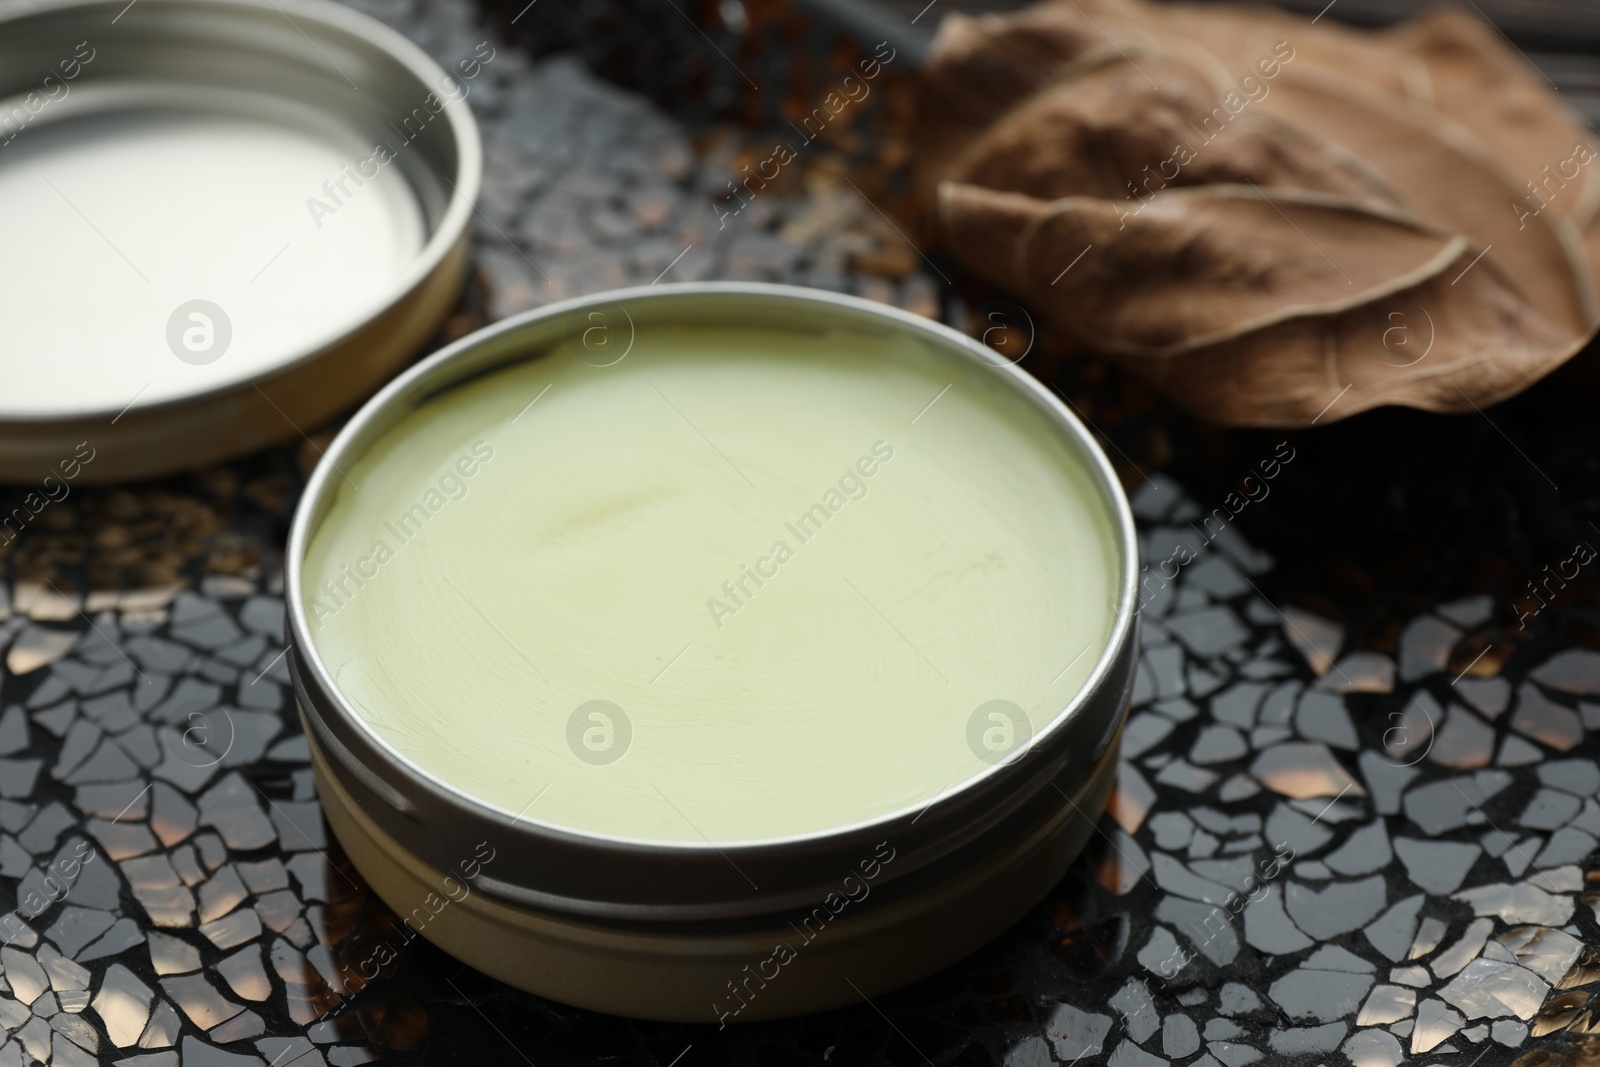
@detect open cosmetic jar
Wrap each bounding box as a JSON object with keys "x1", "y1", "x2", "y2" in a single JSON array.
[
  {"x1": 0, "y1": 0, "x2": 480, "y2": 481},
  {"x1": 285, "y1": 283, "x2": 1139, "y2": 1022}
]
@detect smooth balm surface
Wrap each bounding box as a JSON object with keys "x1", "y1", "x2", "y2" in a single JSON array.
[{"x1": 304, "y1": 325, "x2": 1119, "y2": 843}]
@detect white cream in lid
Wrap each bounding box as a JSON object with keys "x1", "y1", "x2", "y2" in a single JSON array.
[
  {"x1": 302, "y1": 324, "x2": 1118, "y2": 844},
  {"x1": 0, "y1": 101, "x2": 425, "y2": 416}
]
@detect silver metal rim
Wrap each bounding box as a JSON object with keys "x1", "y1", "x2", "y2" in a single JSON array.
[{"x1": 286, "y1": 282, "x2": 1140, "y2": 920}]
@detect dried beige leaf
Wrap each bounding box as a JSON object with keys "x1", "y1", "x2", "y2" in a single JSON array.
[
  {"x1": 1158, "y1": 2, "x2": 1423, "y2": 98},
  {"x1": 938, "y1": 182, "x2": 1471, "y2": 357},
  {"x1": 936, "y1": 54, "x2": 1405, "y2": 212},
  {"x1": 914, "y1": 0, "x2": 1600, "y2": 426},
  {"x1": 912, "y1": 0, "x2": 1171, "y2": 203},
  {"x1": 918, "y1": 6, "x2": 1120, "y2": 134},
  {"x1": 1131, "y1": 252, "x2": 1581, "y2": 426},
  {"x1": 1388, "y1": 8, "x2": 1600, "y2": 228},
  {"x1": 1248, "y1": 69, "x2": 1598, "y2": 336}
]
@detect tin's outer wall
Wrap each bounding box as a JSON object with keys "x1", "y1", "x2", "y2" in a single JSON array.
[
  {"x1": 306, "y1": 714, "x2": 1127, "y2": 1022},
  {"x1": 0, "y1": 0, "x2": 481, "y2": 483},
  {"x1": 286, "y1": 284, "x2": 1142, "y2": 936}
]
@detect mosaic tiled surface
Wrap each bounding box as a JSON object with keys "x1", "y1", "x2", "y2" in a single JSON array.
[
  {"x1": 2, "y1": 0, "x2": 1600, "y2": 1065},
  {"x1": 7, "y1": 475, "x2": 1600, "y2": 1067}
]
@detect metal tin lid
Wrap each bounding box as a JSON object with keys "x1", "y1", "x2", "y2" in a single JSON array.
[
  {"x1": 286, "y1": 284, "x2": 1140, "y2": 924},
  {"x1": 0, "y1": 0, "x2": 481, "y2": 482}
]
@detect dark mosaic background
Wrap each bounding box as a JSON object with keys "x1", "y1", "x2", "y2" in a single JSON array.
[{"x1": 2, "y1": 0, "x2": 1600, "y2": 1065}]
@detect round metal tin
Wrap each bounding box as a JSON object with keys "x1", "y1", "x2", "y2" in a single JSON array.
[
  {"x1": 0, "y1": 0, "x2": 481, "y2": 482},
  {"x1": 285, "y1": 283, "x2": 1140, "y2": 1019}
]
